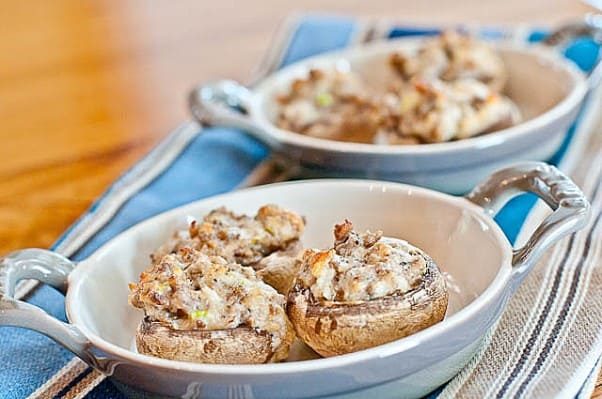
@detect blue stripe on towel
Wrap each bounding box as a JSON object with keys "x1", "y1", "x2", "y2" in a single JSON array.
[
  {"x1": 280, "y1": 15, "x2": 357, "y2": 66},
  {"x1": 388, "y1": 27, "x2": 440, "y2": 39}
]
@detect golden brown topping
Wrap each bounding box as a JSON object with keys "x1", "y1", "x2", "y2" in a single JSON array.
[
  {"x1": 151, "y1": 205, "x2": 305, "y2": 266},
  {"x1": 389, "y1": 31, "x2": 508, "y2": 91},
  {"x1": 295, "y1": 221, "x2": 428, "y2": 302},
  {"x1": 377, "y1": 78, "x2": 519, "y2": 143},
  {"x1": 333, "y1": 219, "x2": 353, "y2": 242}
]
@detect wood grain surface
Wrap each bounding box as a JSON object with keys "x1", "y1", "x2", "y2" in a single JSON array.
[{"x1": 1, "y1": 0, "x2": 600, "y2": 396}]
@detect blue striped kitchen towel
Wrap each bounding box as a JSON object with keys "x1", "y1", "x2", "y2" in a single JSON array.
[{"x1": 0, "y1": 14, "x2": 600, "y2": 399}]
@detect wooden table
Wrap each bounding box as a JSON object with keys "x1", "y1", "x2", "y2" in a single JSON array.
[{"x1": 1, "y1": 0, "x2": 599, "y2": 396}]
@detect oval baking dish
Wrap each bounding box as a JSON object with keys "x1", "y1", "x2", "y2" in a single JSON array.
[
  {"x1": 190, "y1": 37, "x2": 590, "y2": 194},
  {"x1": 0, "y1": 163, "x2": 589, "y2": 399}
]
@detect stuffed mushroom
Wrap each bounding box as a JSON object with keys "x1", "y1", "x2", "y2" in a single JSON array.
[
  {"x1": 376, "y1": 78, "x2": 521, "y2": 144},
  {"x1": 390, "y1": 31, "x2": 508, "y2": 92},
  {"x1": 129, "y1": 248, "x2": 295, "y2": 364},
  {"x1": 151, "y1": 205, "x2": 305, "y2": 294},
  {"x1": 287, "y1": 220, "x2": 448, "y2": 357},
  {"x1": 276, "y1": 68, "x2": 382, "y2": 143}
]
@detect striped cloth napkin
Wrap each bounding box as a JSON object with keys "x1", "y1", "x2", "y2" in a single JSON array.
[{"x1": 1, "y1": 15, "x2": 600, "y2": 399}]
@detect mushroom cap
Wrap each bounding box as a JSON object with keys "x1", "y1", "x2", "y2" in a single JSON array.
[
  {"x1": 287, "y1": 257, "x2": 448, "y2": 357},
  {"x1": 136, "y1": 317, "x2": 296, "y2": 364}
]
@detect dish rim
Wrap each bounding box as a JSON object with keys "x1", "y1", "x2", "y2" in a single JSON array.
[
  {"x1": 245, "y1": 38, "x2": 587, "y2": 155},
  {"x1": 66, "y1": 179, "x2": 514, "y2": 375}
]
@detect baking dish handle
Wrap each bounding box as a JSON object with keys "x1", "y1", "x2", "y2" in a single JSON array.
[
  {"x1": 466, "y1": 162, "x2": 590, "y2": 286},
  {"x1": 0, "y1": 249, "x2": 99, "y2": 367},
  {"x1": 188, "y1": 80, "x2": 277, "y2": 146},
  {"x1": 543, "y1": 19, "x2": 602, "y2": 90}
]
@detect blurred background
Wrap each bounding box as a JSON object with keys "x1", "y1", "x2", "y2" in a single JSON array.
[{"x1": 0, "y1": 0, "x2": 592, "y2": 254}]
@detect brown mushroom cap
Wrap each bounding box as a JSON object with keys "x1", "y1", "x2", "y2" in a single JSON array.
[
  {"x1": 136, "y1": 317, "x2": 296, "y2": 364},
  {"x1": 287, "y1": 257, "x2": 448, "y2": 357}
]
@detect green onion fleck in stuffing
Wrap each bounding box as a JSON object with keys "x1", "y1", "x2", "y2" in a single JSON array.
[
  {"x1": 316, "y1": 92, "x2": 334, "y2": 107},
  {"x1": 190, "y1": 309, "x2": 209, "y2": 320}
]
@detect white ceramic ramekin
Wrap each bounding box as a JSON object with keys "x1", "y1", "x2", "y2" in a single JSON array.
[{"x1": 189, "y1": 37, "x2": 590, "y2": 194}]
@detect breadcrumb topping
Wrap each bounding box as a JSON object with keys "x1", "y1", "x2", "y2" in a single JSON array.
[
  {"x1": 295, "y1": 220, "x2": 428, "y2": 302},
  {"x1": 390, "y1": 31, "x2": 507, "y2": 91},
  {"x1": 151, "y1": 205, "x2": 305, "y2": 266},
  {"x1": 129, "y1": 249, "x2": 289, "y2": 351}
]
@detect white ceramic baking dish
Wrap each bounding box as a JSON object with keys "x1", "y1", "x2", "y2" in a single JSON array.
[
  {"x1": 0, "y1": 162, "x2": 589, "y2": 398},
  {"x1": 189, "y1": 32, "x2": 600, "y2": 194}
]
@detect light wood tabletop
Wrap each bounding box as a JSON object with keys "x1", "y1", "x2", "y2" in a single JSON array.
[{"x1": 1, "y1": 0, "x2": 600, "y2": 397}]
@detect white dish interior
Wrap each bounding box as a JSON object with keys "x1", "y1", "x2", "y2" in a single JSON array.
[{"x1": 67, "y1": 180, "x2": 512, "y2": 368}]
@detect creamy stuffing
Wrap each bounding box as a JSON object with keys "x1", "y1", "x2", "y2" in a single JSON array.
[
  {"x1": 377, "y1": 78, "x2": 519, "y2": 143},
  {"x1": 295, "y1": 220, "x2": 428, "y2": 303},
  {"x1": 276, "y1": 69, "x2": 382, "y2": 143},
  {"x1": 151, "y1": 205, "x2": 305, "y2": 267},
  {"x1": 390, "y1": 31, "x2": 507, "y2": 91},
  {"x1": 129, "y1": 249, "x2": 289, "y2": 350}
]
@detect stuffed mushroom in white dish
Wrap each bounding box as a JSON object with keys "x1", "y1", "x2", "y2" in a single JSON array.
[
  {"x1": 129, "y1": 248, "x2": 296, "y2": 364},
  {"x1": 190, "y1": 30, "x2": 588, "y2": 193},
  {"x1": 288, "y1": 220, "x2": 448, "y2": 357},
  {"x1": 377, "y1": 78, "x2": 520, "y2": 144}
]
